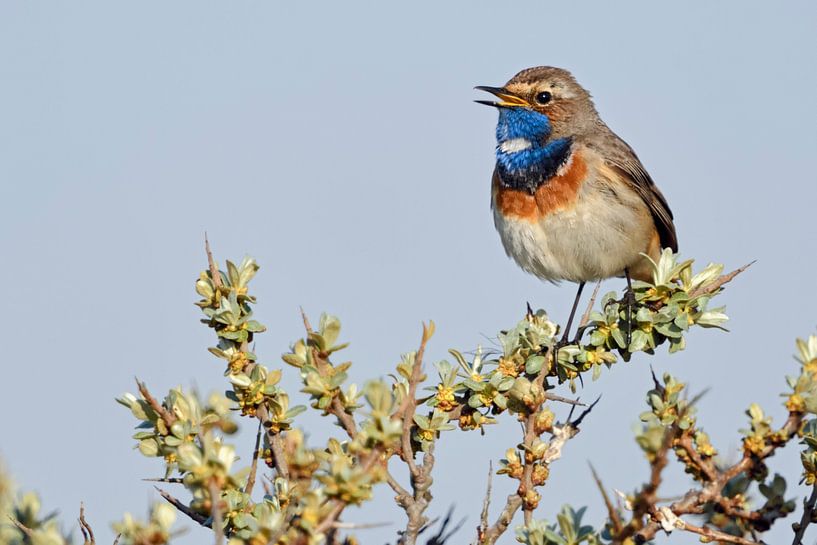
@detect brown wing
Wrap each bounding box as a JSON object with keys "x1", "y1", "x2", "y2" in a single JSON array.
[{"x1": 601, "y1": 138, "x2": 678, "y2": 252}]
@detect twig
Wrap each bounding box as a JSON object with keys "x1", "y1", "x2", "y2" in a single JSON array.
[
  {"x1": 481, "y1": 496, "x2": 523, "y2": 544},
  {"x1": 791, "y1": 484, "x2": 817, "y2": 545},
  {"x1": 384, "y1": 468, "x2": 412, "y2": 501},
  {"x1": 205, "y1": 242, "x2": 289, "y2": 481},
  {"x1": 204, "y1": 233, "x2": 223, "y2": 291},
  {"x1": 674, "y1": 519, "x2": 760, "y2": 545},
  {"x1": 577, "y1": 280, "x2": 602, "y2": 331},
  {"x1": 589, "y1": 463, "x2": 622, "y2": 536},
  {"x1": 633, "y1": 409, "x2": 804, "y2": 543},
  {"x1": 570, "y1": 396, "x2": 600, "y2": 428},
  {"x1": 142, "y1": 477, "x2": 184, "y2": 484},
  {"x1": 112, "y1": 534, "x2": 121, "y2": 545},
  {"x1": 8, "y1": 516, "x2": 34, "y2": 537},
  {"x1": 154, "y1": 486, "x2": 210, "y2": 527},
  {"x1": 615, "y1": 424, "x2": 676, "y2": 541},
  {"x1": 209, "y1": 481, "x2": 224, "y2": 545},
  {"x1": 244, "y1": 421, "x2": 263, "y2": 498},
  {"x1": 390, "y1": 322, "x2": 436, "y2": 545},
  {"x1": 476, "y1": 462, "x2": 493, "y2": 544},
  {"x1": 403, "y1": 444, "x2": 437, "y2": 545},
  {"x1": 314, "y1": 502, "x2": 348, "y2": 536},
  {"x1": 397, "y1": 322, "x2": 434, "y2": 475},
  {"x1": 688, "y1": 261, "x2": 753, "y2": 299},
  {"x1": 330, "y1": 397, "x2": 358, "y2": 438},
  {"x1": 136, "y1": 379, "x2": 176, "y2": 429},
  {"x1": 79, "y1": 502, "x2": 96, "y2": 545},
  {"x1": 300, "y1": 306, "x2": 313, "y2": 333},
  {"x1": 300, "y1": 308, "x2": 358, "y2": 438},
  {"x1": 676, "y1": 432, "x2": 718, "y2": 482},
  {"x1": 543, "y1": 393, "x2": 585, "y2": 407},
  {"x1": 266, "y1": 427, "x2": 290, "y2": 480},
  {"x1": 332, "y1": 521, "x2": 392, "y2": 530}
]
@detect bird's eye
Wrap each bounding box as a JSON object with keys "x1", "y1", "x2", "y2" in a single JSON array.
[{"x1": 534, "y1": 91, "x2": 552, "y2": 105}]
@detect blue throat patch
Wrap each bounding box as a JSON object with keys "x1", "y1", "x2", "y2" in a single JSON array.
[{"x1": 495, "y1": 108, "x2": 572, "y2": 194}]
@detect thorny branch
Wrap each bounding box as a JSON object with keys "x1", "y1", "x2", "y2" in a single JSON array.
[
  {"x1": 395, "y1": 323, "x2": 437, "y2": 545},
  {"x1": 118, "y1": 248, "x2": 770, "y2": 545},
  {"x1": 298, "y1": 308, "x2": 416, "y2": 530},
  {"x1": 155, "y1": 486, "x2": 210, "y2": 528},
  {"x1": 616, "y1": 407, "x2": 805, "y2": 545},
  {"x1": 206, "y1": 242, "x2": 291, "y2": 481},
  {"x1": 791, "y1": 485, "x2": 817, "y2": 545},
  {"x1": 487, "y1": 263, "x2": 752, "y2": 544},
  {"x1": 480, "y1": 363, "x2": 599, "y2": 545},
  {"x1": 296, "y1": 307, "x2": 438, "y2": 542}
]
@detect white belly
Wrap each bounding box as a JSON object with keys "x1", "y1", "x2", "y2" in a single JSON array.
[{"x1": 492, "y1": 180, "x2": 654, "y2": 283}]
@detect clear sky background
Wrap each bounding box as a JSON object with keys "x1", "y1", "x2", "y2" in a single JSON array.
[{"x1": 1, "y1": 2, "x2": 816, "y2": 544}]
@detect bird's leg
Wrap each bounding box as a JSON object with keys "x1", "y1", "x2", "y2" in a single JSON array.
[
  {"x1": 546, "y1": 282, "x2": 586, "y2": 387},
  {"x1": 560, "y1": 281, "x2": 586, "y2": 345},
  {"x1": 623, "y1": 268, "x2": 636, "y2": 348}
]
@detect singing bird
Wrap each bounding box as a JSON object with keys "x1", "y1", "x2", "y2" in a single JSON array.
[{"x1": 476, "y1": 66, "x2": 677, "y2": 341}]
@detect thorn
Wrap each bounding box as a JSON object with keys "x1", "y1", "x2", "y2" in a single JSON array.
[{"x1": 571, "y1": 396, "x2": 601, "y2": 427}]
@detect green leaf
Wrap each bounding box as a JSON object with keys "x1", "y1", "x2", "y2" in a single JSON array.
[{"x1": 525, "y1": 355, "x2": 545, "y2": 375}]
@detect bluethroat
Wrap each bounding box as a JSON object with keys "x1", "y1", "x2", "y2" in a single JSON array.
[{"x1": 477, "y1": 66, "x2": 678, "y2": 343}]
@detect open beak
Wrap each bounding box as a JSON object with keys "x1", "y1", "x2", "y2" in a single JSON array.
[{"x1": 474, "y1": 86, "x2": 530, "y2": 108}]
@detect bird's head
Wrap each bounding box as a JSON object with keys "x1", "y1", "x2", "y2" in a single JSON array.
[{"x1": 476, "y1": 66, "x2": 599, "y2": 149}]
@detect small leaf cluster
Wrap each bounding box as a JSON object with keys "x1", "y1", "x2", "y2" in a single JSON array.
[
  {"x1": 199, "y1": 257, "x2": 305, "y2": 427},
  {"x1": 112, "y1": 503, "x2": 177, "y2": 545},
  {"x1": 515, "y1": 506, "x2": 602, "y2": 545},
  {"x1": 103, "y1": 249, "x2": 817, "y2": 545},
  {"x1": 427, "y1": 252, "x2": 731, "y2": 443},
  {"x1": 282, "y1": 314, "x2": 358, "y2": 415},
  {"x1": 792, "y1": 335, "x2": 817, "y2": 484},
  {"x1": 0, "y1": 466, "x2": 68, "y2": 545},
  {"x1": 116, "y1": 388, "x2": 237, "y2": 475},
  {"x1": 196, "y1": 257, "x2": 265, "y2": 344},
  {"x1": 583, "y1": 250, "x2": 728, "y2": 369}
]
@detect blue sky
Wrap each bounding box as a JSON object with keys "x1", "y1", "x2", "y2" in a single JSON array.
[{"x1": 1, "y1": 2, "x2": 816, "y2": 543}]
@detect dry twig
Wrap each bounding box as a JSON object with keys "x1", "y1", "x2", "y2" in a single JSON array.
[
  {"x1": 791, "y1": 485, "x2": 817, "y2": 545},
  {"x1": 589, "y1": 463, "x2": 622, "y2": 536},
  {"x1": 8, "y1": 516, "x2": 34, "y2": 538},
  {"x1": 209, "y1": 481, "x2": 224, "y2": 545},
  {"x1": 136, "y1": 379, "x2": 176, "y2": 429},
  {"x1": 79, "y1": 502, "x2": 96, "y2": 545},
  {"x1": 155, "y1": 486, "x2": 210, "y2": 527},
  {"x1": 476, "y1": 462, "x2": 493, "y2": 544},
  {"x1": 630, "y1": 410, "x2": 804, "y2": 544},
  {"x1": 244, "y1": 421, "x2": 263, "y2": 499}
]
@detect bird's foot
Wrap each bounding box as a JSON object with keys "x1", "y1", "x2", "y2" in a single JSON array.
[{"x1": 548, "y1": 334, "x2": 585, "y2": 387}]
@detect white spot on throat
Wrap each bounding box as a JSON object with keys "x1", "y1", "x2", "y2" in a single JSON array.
[{"x1": 498, "y1": 138, "x2": 532, "y2": 154}]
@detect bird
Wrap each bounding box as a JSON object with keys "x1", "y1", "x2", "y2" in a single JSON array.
[{"x1": 476, "y1": 66, "x2": 677, "y2": 343}]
